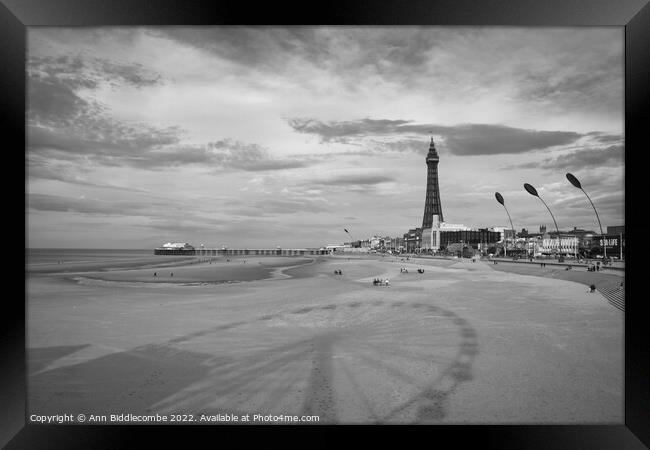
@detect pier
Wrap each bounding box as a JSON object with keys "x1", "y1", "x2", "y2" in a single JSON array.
[{"x1": 154, "y1": 248, "x2": 329, "y2": 256}]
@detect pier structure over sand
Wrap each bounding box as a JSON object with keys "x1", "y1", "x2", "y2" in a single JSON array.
[{"x1": 155, "y1": 247, "x2": 330, "y2": 256}]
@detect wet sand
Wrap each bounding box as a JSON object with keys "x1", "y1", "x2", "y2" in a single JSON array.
[
  {"x1": 27, "y1": 256, "x2": 623, "y2": 424},
  {"x1": 70, "y1": 257, "x2": 314, "y2": 284}
]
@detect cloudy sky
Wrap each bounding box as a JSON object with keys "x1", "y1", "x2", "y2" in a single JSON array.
[{"x1": 26, "y1": 26, "x2": 624, "y2": 249}]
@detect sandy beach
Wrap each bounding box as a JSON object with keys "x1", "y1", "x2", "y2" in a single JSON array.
[{"x1": 26, "y1": 254, "x2": 623, "y2": 424}]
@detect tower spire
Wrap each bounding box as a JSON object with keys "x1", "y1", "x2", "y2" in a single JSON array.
[
  {"x1": 422, "y1": 138, "x2": 443, "y2": 227},
  {"x1": 427, "y1": 136, "x2": 439, "y2": 159}
]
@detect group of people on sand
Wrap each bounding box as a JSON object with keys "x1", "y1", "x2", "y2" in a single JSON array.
[
  {"x1": 400, "y1": 267, "x2": 425, "y2": 273},
  {"x1": 587, "y1": 262, "x2": 601, "y2": 272},
  {"x1": 373, "y1": 278, "x2": 389, "y2": 286},
  {"x1": 153, "y1": 272, "x2": 173, "y2": 277},
  {"x1": 334, "y1": 269, "x2": 343, "y2": 275}
]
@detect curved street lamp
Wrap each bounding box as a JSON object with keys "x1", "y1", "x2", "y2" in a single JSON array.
[
  {"x1": 524, "y1": 183, "x2": 561, "y2": 257},
  {"x1": 495, "y1": 192, "x2": 515, "y2": 257},
  {"x1": 566, "y1": 173, "x2": 605, "y2": 259}
]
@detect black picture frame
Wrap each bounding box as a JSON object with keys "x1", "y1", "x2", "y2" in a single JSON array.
[{"x1": 5, "y1": 0, "x2": 648, "y2": 447}]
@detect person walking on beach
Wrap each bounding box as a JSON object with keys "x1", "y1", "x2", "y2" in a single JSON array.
[
  {"x1": 170, "y1": 272, "x2": 173, "y2": 277},
  {"x1": 154, "y1": 272, "x2": 157, "y2": 277}
]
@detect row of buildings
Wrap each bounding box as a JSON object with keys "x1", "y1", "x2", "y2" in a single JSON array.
[
  {"x1": 508, "y1": 225, "x2": 624, "y2": 258},
  {"x1": 341, "y1": 223, "x2": 624, "y2": 258}
]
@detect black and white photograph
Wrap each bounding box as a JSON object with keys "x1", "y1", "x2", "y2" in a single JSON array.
[{"x1": 25, "y1": 25, "x2": 627, "y2": 426}]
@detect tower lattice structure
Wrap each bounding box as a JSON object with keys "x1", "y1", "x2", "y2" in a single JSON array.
[{"x1": 422, "y1": 137, "x2": 443, "y2": 228}]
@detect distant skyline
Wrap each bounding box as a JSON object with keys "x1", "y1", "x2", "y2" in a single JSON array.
[{"x1": 26, "y1": 26, "x2": 624, "y2": 248}]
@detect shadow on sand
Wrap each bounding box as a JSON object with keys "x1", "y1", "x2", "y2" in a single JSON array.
[
  {"x1": 29, "y1": 301, "x2": 478, "y2": 424},
  {"x1": 28, "y1": 344, "x2": 91, "y2": 375}
]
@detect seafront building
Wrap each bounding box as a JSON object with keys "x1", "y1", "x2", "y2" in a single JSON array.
[
  {"x1": 154, "y1": 242, "x2": 196, "y2": 255},
  {"x1": 514, "y1": 225, "x2": 625, "y2": 258}
]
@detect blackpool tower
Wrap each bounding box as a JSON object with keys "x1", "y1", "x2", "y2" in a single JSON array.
[{"x1": 422, "y1": 137, "x2": 444, "y2": 228}]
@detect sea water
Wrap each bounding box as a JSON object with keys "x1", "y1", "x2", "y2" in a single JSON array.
[{"x1": 26, "y1": 249, "x2": 154, "y2": 265}]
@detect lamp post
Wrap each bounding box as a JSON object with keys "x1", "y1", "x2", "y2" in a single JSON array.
[
  {"x1": 524, "y1": 183, "x2": 561, "y2": 258},
  {"x1": 495, "y1": 192, "x2": 515, "y2": 258},
  {"x1": 566, "y1": 173, "x2": 606, "y2": 260}
]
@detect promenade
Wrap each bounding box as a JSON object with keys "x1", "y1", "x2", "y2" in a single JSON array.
[{"x1": 406, "y1": 254, "x2": 625, "y2": 312}]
